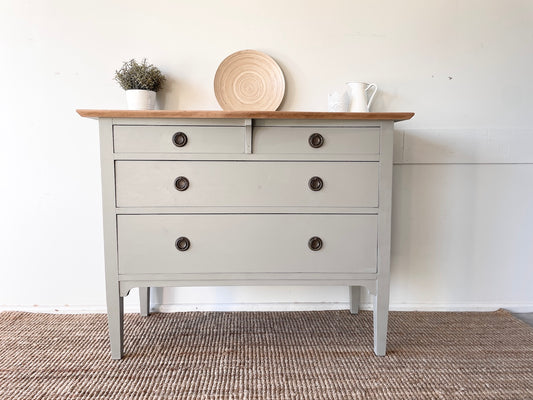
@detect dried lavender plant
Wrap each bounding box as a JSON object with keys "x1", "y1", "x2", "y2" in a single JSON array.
[{"x1": 114, "y1": 59, "x2": 166, "y2": 92}]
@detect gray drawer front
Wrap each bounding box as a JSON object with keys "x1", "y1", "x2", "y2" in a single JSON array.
[
  {"x1": 115, "y1": 161, "x2": 378, "y2": 208},
  {"x1": 113, "y1": 125, "x2": 244, "y2": 153},
  {"x1": 117, "y1": 214, "x2": 377, "y2": 274},
  {"x1": 253, "y1": 127, "x2": 380, "y2": 154}
]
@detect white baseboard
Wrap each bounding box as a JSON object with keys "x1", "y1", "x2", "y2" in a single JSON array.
[
  {"x1": 386, "y1": 303, "x2": 533, "y2": 313},
  {"x1": 1, "y1": 302, "x2": 532, "y2": 314},
  {"x1": 154, "y1": 302, "x2": 533, "y2": 313},
  {"x1": 0, "y1": 305, "x2": 109, "y2": 314},
  {"x1": 155, "y1": 302, "x2": 350, "y2": 313}
]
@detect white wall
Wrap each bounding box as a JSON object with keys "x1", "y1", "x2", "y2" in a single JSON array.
[{"x1": 1, "y1": 0, "x2": 532, "y2": 312}]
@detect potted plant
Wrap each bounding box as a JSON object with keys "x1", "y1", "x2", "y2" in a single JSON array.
[{"x1": 114, "y1": 58, "x2": 166, "y2": 110}]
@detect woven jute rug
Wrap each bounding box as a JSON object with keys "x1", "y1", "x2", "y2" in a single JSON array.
[{"x1": 0, "y1": 310, "x2": 532, "y2": 399}]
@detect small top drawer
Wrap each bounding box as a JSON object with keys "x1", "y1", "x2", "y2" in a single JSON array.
[
  {"x1": 253, "y1": 126, "x2": 380, "y2": 155},
  {"x1": 113, "y1": 125, "x2": 244, "y2": 154}
]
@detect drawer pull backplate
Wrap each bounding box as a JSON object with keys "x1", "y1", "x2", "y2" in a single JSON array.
[
  {"x1": 308, "y1": 176, "x2": 324, "y2": 191},
  {"x1": 175, "y1": 237, "x2": 191, "y2": 251},
  {"x1": 174, "y1": 176, "x2": 190, "y2": 191},
  {"x1": 308, "y1": 236, "x2": 323, "y2": 251},
  {"x1": 308, "y1": 133, "x2": 324, "y2": 148},
  {"x1": 172, "y1": 132, "x2": 188, "y2": 147}
]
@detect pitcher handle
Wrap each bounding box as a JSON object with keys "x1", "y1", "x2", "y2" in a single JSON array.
[{"x1": 366, "y1": 83, "x2": 378, "y2": 110}]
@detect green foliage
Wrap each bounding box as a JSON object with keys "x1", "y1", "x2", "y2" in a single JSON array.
[{"x1": 114, "y1": 59, "x2": 166, "y2": 92}]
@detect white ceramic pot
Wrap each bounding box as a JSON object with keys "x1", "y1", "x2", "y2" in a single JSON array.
[{"x1": 125, "y1": 89, "x2": 156, "y2": 110}]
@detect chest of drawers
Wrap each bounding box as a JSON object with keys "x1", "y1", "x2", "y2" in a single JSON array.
[{"x1": 78, "y1": 110, "x2": 413, "y2": 359}]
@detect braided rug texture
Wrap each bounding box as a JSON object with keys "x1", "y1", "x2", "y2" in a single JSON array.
[{"x1": 0, "y1": 310, "x2": 532, "y2": 400}]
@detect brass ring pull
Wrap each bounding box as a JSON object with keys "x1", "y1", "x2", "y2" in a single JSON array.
[
  {"x1": 172, "y1": 132, "x2": 188, "y2": 147},
  {"x1": 308, "y1": 236, "x2": 323, "y2": 251},
  {"x1": 308, "y1": 133, "x2": 324, "y2": 148},
  {"x1": 308, "y1": 176, "x2": 323, "y2": 191},
  {"x1": 174, "y1": 176, "x2": 189, "y2": 191},
  {"x1": 175, "y1": 237, "x2": 190, "y2": 251}
]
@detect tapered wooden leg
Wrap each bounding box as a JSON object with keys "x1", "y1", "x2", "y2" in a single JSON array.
[
  {"x1": 349, "y1": 286, "x2": 361, "y2": 314},
  {"x1": 373, "y1": 287, "x2": 389, "y2": 356},
  {"x1": 107, "y1": 292, "x2": 124, "y2": 360},
  {"x1": 139, "y1": 287, "x2": 150, "y2": 317},
  {"x1": 373, "y1": 121, "x2": 393, "y2": 356}
]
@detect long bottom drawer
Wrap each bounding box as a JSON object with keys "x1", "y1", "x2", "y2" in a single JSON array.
[{"x1": 117, "y1": 214, "x2": 377, "y2": 275}]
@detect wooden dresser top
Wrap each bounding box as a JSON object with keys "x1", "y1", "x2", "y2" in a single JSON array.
[{"x1": 77, "y1": 109, "x2": 414, "y2": 121}]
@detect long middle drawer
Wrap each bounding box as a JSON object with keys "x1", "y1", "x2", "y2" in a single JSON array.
[{"x1": 115, "y1": 161, "x2": 378, "y2": 208}]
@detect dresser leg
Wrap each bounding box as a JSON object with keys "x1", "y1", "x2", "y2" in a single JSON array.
[
  {"x1": 107, "y1": 294, "x2": 124, "y2": 360},
  {"x1": 139, "y1": 287, "x2": 150, "y2": 317},
  {"x1": 373, "y1": 289, "x2": 389, "y2": 356},
  {"x1": 349, "y1": 286, "x2": 361, "y2": 314}
]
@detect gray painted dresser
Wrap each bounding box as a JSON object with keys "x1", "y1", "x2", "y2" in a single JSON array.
[{"x1": 78, "y1": 109, "x2": 414, "y2": 359}]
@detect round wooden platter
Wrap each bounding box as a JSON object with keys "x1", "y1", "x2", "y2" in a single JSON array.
[{"x1": 214, "y1": 50, "x2": 285, "y2": 111}]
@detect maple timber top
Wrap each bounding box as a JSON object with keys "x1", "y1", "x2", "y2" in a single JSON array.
[{"x1": 77, "y1": 109, "x2": 414, "y2": 121}]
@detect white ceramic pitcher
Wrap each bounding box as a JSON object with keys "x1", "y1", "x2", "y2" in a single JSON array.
[{"x1": 347, "y1": 82, "x2": 378, "y2": 112}]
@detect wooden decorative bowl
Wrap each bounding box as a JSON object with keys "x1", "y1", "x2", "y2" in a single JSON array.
[{"x1": 214, "y1": 50, "x2": 285, "y2": 111}]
